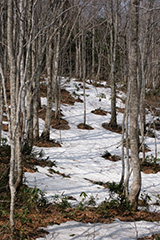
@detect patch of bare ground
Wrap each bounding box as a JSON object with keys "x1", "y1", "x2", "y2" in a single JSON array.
[
  {"x1": 102, "y1": 150, "x2": 121, "y2": 162},
  {"x1": 91, "y1": 108, "x2": 108, "y2": 115},
  {"x1": 102, "y1": 122, "x2": 122, "y2": 134},
  {"x1": 40, "y1": 83, "x2": 47, "y2": 97},
  {"x1": 2, "y1": 115, "x2": 8, "y2": 121},
  {"x1": 40, "y1": 84, "x2": 82, "y2": 104},
  {"x1": 2, "y1": 124, "x2": 8, "y2": 132},
  {"x1": 23, "y1": 155, "x2": 56, "y2": 173},
  {"x1": 138, "y1": 234, "x2": 160, "y2": 240},
  {"x1": 9, "y1": 207, "x2": 160, "y2": 239},
  {"x1": 38, "y1": 107, "x2": 70, "y2": 130},
  {"x1": 141, "y1": 161, "x2": 160, "y2": 174},
  {"x1": 61, "y1": 89, "x2": 82, "y2": 105},
  {"x1": 117, "y1": 107, "x2": 125, "y2": 114},
  {"x1": 77, "y1": 123, "x2": 94, "y2": 130},
  {"x1": 34, "y1": 138, "x2": 61, "y2": 148}
]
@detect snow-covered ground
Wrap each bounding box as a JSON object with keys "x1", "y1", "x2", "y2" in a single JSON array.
[{"x1": 24, "y1": 78, "x2": 160, "y2": 239}]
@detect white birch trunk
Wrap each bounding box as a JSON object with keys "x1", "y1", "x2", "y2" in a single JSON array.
[
  {"x1": 7, "y1": 0, "x2": 17, "y2": 234},
  {"x1": 128, "y1": 0, "x2": 141, "y2": 209},
  {"x1": 42, "y1": 41, "x2": 53, "y2": 140},
  {"x1": 54, "y1": 29, "x2": 61, "y2": 120}
]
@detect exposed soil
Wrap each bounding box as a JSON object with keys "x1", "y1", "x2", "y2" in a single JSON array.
[
  {"x1": 2, "y1": 124, "x2": 8, "y2": 132},
  {"x1": 34, "y1": 138, "x2": 61, "y2": 148},
  {"x1": 102, "y1": 122, "x2": 122, "y2": 134},
  {"x1": 102, "y1": 154, "x2": 121, "y2": 162},
  {"x1": 2, "y1": 203, "x2": 160, "y2": 240},
  {"x1": 38, "y1": 107, "x2": 70, "y2": 130},
  {"x1": 61, "y1": 89, "x2": 81, "y2": 105},
  {"x1": 40, "y1": 84, "x2": 82, "y2": 105},
  {"x1": 77, "y1": 123, "x2": 94, "y2": 130},
  {"x1": 91, "y1": 108, "x2": 108, "y2": 115},
  {"x1": 40, "y1": 83, "x2": 47, "y2": 97},
  {"x1": 2, "y1": 115, "x2": 8, "y2": 121},
  {"x1": 117, "y1": 107, "x2": 125, "y2": 114},
  {"x1": 23, "y1": 156, "x2": 56, "y2": 173},
  {"x1": 138, "y1": 233, "x2": 160, "y2": 240},
  {"x1": 141, "y1": 161, "x2": 160, "y2": 174}
]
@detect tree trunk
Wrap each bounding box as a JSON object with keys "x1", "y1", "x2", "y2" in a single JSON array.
[
  {"x1": 33, "y1": 36, "x2": 40, "y2": 142},
  {"x1": 7, "y1": 0, "x2": 17, "y2": 234},
  {"x1": 109, "y1": 0, "x2": 118, "y2": 127},
  {"x1": 41, "y1": 42, "x2": 53, "y2": 140},
  {"x1": 75, "y1": 38, "x2": 79, "y2": 77},
  {"x1": 54, "y1": 29, "x2": 61, "y2": 120},
  {"x1": 26, "y1": 0, "x2": 34, "y2": 147},
  {"x1": 82, "y1": 31, "x2": 87, "y2": 125},
  {"x1": 0, "y1": 80, "x2": 3, "y2": 145},
  {"x1": 92, "y1": 27, "x2": 95, "y2": 79},
  {"x1": 128, "y1": 0, "x2": 141, "y2": 209}
]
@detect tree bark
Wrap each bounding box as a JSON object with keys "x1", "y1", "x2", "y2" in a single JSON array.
[
  {"x1": 82, "y1": 31, "x2": 87, "y2": 125},
  {"x1": 41, "y1": 41, "x2": 53, "y2": 140},
  {"x1": 54, "y1": 29, "x2": 61, "y2": 120},
  {"x1": 109, "y1": 0, "x2": 118, "y2": 127},
  {"x1": 0, "y1": 79, "x2": 3, "y2": 145},
  {"x1": 7, "y1": 0, "x2": 17, "y2": 234},
  {"x1": 128, "y1": 0, "x2": 141, "y2": 209}
]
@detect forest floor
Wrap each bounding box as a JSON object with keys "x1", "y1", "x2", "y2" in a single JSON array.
[
  {"x1": 1, "y1": 78, "x2": 160, "y2": 239},
  {"x1": 1, "y1": 142, "x2": 160, "y2": 239}
]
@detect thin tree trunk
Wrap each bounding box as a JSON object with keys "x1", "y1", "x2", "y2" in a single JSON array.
[
  {"x1": 41, "y1": 41, "x2": 53, "y2": 140},
  {"x1": 109, "y1": 0, "x2": 118, "y2": 127},
  {"x1": 54, "y1": 29, "x2": 61, "y2": 120},
  {"x1": 75, "y1": 38, "x2": 79, "y2": 77},
  {"x1": 124, "y1": 82, "x2": 130, "y2": 197},
  {"x1": 92, "y1": 27, "x2": 95, "y2": 79},
  {"x1": 82, "y1": 31, "x2": 86, "y2": 125},
  {"x1": 26, "y1": 0, "x2": 34, "y2": 147},
  {"x1": 128, "y1": 0, "x2": 141, "y2": 209},
  {"x1": 8, "y1": 0, "x2": 17, "y2": 234},
  {"x1": 0, "y1": 80, "x2": 3, "y2": 145},
  {"x1": 33, "y1": 37, "x2": 40, "y2": 142},
  {"x1": 79, "y1": 35, "x2": 82, "y2": 79}
]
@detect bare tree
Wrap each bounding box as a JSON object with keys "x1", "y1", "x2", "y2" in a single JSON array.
[
  {"x1": 128, "y1": 0, "x2": 141, "y2": 209},
  {"x1": 109, "y1": 0, "x2": 118, "y2": 127},
  {"x1": 7, "y1": 0, "x2": 23, "y2": 234}
]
